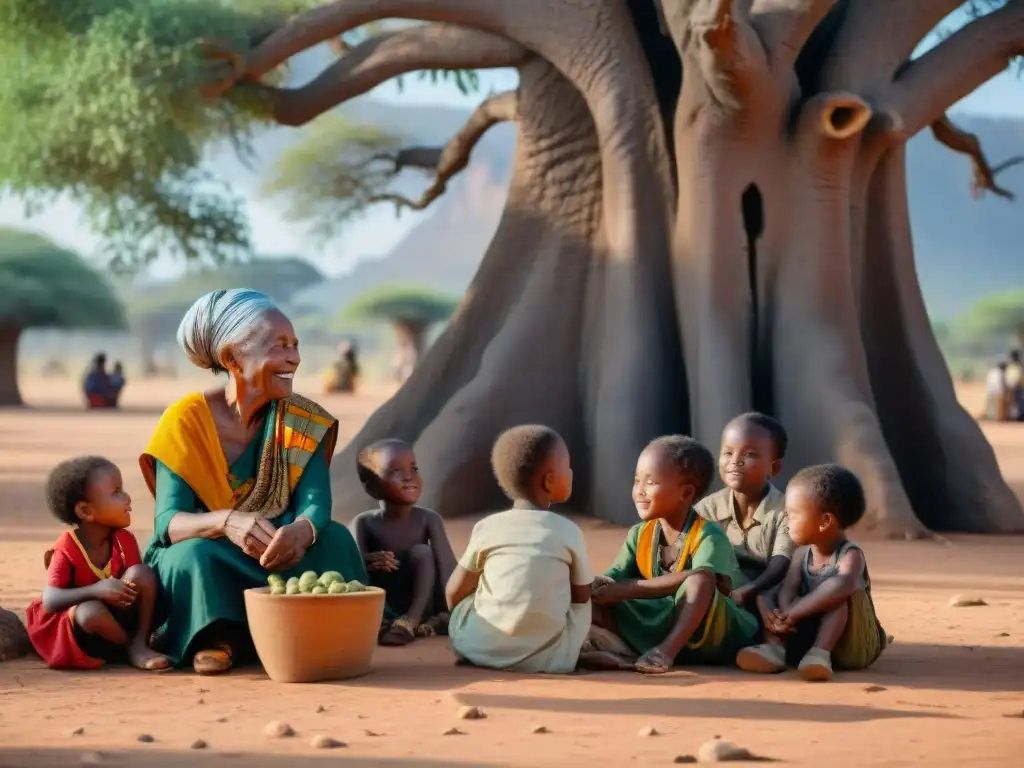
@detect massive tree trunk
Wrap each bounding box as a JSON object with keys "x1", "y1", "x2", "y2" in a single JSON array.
[
  {"x1": 227, "y1": 0, "x2": 1024, "y2": 533},
  {"x1": 0, "y1": 327, "x2": 24, "y2": 407}
]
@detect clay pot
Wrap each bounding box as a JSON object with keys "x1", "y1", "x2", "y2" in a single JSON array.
[{"x1": 244, "y1": 586, "x2": 386, "y2": 683}]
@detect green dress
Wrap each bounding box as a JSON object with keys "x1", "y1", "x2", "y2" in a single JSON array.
[
  {"x1": 604, "y1": 509, "x2": 759, "y2": 665},
  {"x1": 143, "y1": 437, "x2": 367, "y2": 666}
]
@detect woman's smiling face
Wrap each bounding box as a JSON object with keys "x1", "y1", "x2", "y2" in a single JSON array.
[{"x1": 228, "y1": 310, "x2": 301, "y2": 400}]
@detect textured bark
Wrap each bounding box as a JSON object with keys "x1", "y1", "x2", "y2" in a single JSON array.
[
  {"x1": 0, "y1": 327, "x2": 23, "y2": 407},
  {"x1": 222, "y1": 0, "x2": 1024, "y2": 532}
]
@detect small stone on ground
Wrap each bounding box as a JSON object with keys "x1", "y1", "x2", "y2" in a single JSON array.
[
  {"x1": 315, "y1": 704, "x2": 326, "y2": 713},
  {"x1": 69, "y1": 727, "x2": 85, "y2": 736},
  {"x1": 458, "y1": 705, "x2": 485, "y2": 720},
  {"x1": 310, "y1": 735, "x2": 345, "y2": 749},
  {"x1": 638, "y1": 726, "x2": 660, "y2": 737},
  {"x1": 264, "y1": 721, "x2": 295, "y2": 738},
  {"x1": 442, "y1": 727, "x2": 464, "y2": 736},
  {"x1": 136, "y1": 734, "x2": 154, "y2": 744},
  {"x1": 532, "y1": 725, "x2": 550, "y2": 734},
  {"x1": 948, "y1": 595, "x2": 987, "y2": 608},
  {"x1": 697, "y1": 738, "x2": 757, "y2": 762},
  {"x1": 674, "y1": 756, "x2": 698, "y2": 764},
  {"x1": 190, "y1": 739, "x2": 207, "y2": 750},
  {"x1": 864, "y1": 685, "x2": 886, "y2": 693}
]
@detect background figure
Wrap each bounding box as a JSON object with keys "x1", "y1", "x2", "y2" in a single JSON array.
[
  {"x1": 984, "y1": 361, "x2": 1007, "y2": 421},
  {"x1": 323, "y1": 341, "x2": 360, "y2": 394},
  {"x1": 108, "y1": 362, "x2": 126, "y2": 407},
  {"x1": 1006, "y1": 351, "x2": 1022, "y2": 421},
  {"x1": 83, "y1": 353, "x2": 111, "y2": 409}
]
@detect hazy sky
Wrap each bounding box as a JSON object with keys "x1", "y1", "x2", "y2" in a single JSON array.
[{"x1": 2, "y1": 19, "x2": 1021, "y2": 281}]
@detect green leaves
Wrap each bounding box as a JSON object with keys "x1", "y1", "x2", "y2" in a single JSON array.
[
  {"x1": 340, "y1": 284, "x2": 460, "y2": 329},
  {"x1": 0, "y1": 228, "x2": 126, "y2": 330},
  {"x1": 260, "y1": 115, "x2": 407, "y2": 242},
  {"x1": 0, "y1": 1, "x2": 304, "y2": 266}
]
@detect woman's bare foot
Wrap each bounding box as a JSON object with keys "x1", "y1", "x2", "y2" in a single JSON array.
[{"x1": 128, "y1": 640, "x2": 172, "y2": 672}]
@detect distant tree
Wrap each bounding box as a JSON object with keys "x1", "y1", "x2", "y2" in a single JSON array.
[
  {"x1": 0, "y1": 230, "x2": 126, "y2": 405},
  {"x1": 127, "y1": 256, "x2": 324, "y2": 375},
  {"x1": 951, "y1": 291, "x2": 1024, "y2": 346},
  {"x1": 341, "y1": 285, "x2": 459, "y2": 379}
]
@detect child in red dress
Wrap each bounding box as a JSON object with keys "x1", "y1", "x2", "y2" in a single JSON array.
[{"x1": 26, "y1": 456, "x2": 170, "y2": 671}]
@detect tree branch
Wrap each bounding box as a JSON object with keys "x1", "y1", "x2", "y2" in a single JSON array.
[
  {"x1": 750, "y1": 0, "x2": 834, "y2": 70},
  {"x1": 823, "y1": 1, "x2": 964, "y2": 91},
  {"x1": 930, "y1": 114, "x2": 1024, "y2": 201},
  {"x1": 879, "y1": 0, "x2": 1024, "y2": 139},
  {"x1": 232, "y1": 24, "x2": 528, "y2": 127},
  {"x1": 369, "y1": 90, "x2": 519, "y2": 213}
]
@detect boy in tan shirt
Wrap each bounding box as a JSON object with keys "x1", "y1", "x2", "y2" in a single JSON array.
[{"x1": 696, "y1": 413, "x2": 794, "y2": 612}]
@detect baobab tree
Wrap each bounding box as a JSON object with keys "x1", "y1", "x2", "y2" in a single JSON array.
[{"x1": 4, "y1": 1, "x2": 1024, "y2": 535}]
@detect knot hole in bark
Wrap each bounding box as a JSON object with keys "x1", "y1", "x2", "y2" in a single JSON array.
[{"x1": 741, "y1": 183, "x2": 772, "y2": 415}]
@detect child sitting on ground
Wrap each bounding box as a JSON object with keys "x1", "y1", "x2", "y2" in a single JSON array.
[
  {"x1": 352, "y1": 439, "x2": 457, "y2": 646},
  {"x1": 736, "y1": 464, "x2": 888, "y2": 681},
  {"x1": 695, "y1": 413, "x2": 794, "y2": 610},
  {"x1": 586, "y1": 435, "x2": 758, "y2": 674},
  {"x1": 25, "y1": 457, "x2": 170, "y2": 671},
  {"x1": 445, "y1": 425, "x2": 593, "y2": 673}
]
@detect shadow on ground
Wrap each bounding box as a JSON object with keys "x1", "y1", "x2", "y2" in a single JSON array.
[{"x1": 0, "y1": 750, "x2": 501, "y2": 768}]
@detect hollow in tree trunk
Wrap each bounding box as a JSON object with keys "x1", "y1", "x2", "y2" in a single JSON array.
[
  {"x1": 0, "y1": 327, "x2": 24, "y2": 407},
  {"x1": 222, "y1": 0, "x2": 1024, "y2": 534}
]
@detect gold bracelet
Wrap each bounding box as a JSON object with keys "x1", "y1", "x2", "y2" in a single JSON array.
[{"x1": 300, "y1": 516, "x2": 318, "y2": 545}]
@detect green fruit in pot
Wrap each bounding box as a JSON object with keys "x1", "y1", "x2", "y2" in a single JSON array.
[
  {"x1": 345, "y1": 580, "x2": 365, "y2": 592},
  {"x1": 269, "y1": 583, "x2": 287, "y2": 595},
  {"x1": 318, "y1": 571, "x2": 343, "y2": 587},
  {"x1": 285, "y1": 580, "x2": 301, "y2": 595},
  {"x1": 267, "y1": 574, "x2": 285, "y2": 587},
  {"x1": 328, "y1": 581, "x2": 348, "y2": 594},
  {"x1": 311, "y1": 585, "x2": 328, "y2": 595},
  {"x1": 298, "y1": 571, "x2": 319, "y2": 593}
]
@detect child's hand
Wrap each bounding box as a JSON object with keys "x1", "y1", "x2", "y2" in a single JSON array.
[
  {"x1": 94, "y1": 577, "x2": 137, "y2": 609},
  {"x1": 715, "y1": 574, "x2": 733, "y2": 596},
  {"x1": 768, "y1": 608, "x2": 793, "y2": 635},
  {"x1": 366, "y1": 551, "x2": 399, "y2": 572}
]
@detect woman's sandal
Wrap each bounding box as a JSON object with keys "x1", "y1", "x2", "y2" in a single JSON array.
[
  {"x1": 634, "y1": 647, "x2": 673, "y2": 675},
  {"x1": 193, "y1": 644, "x2": 233, "y2": 675},
  {"x1": 379, "y1": 617, "x2": 416, "y2": 646}
]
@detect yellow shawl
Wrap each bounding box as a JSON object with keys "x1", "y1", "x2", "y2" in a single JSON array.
[
  {"x1": 139, "y1": 392, "x2": 337, "y2": 519},
  {"x1": 634, "y1": 516, "x2": 706, "y2": 580}
]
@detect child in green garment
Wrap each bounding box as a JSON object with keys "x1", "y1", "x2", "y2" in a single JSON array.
[
  {"x1": 586, "y1": 435, "x2": 759, "y2": 674},
  {"x1": 737, "y1": 464, "x2": 888, "y2": 681}
]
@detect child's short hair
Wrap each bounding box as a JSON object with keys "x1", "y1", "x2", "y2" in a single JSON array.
[
  {"x1": 647, "y1": 435, "x2": 715, "y2": 498},
  {"x1": 731, "y1": 412, "x2": 788, "y2": 460},
  {"x1": 491, "y1": 425, "x2": 563, "y2": 500},
  {"x1": 791, "y1": 464, "x2": 866, "y2": 529},
  {"x1": 356, "y1": 438, "x2": 412, "y2": 493},
  {"x1": 45, "y1": 456, "x2": 115, "y2": 526}
]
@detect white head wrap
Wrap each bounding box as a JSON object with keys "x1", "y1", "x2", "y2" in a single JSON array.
[{"x1": 176, "y1": 288, "x2": 278, "y2": 373}]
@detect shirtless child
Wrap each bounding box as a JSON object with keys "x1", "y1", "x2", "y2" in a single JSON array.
[{"x1": 352, "y1": 439, "x2": 457, "y2": 646}]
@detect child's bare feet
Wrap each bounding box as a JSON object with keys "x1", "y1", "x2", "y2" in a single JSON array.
[
  {"x1": 634, "y1": 647, "x2": 672, "y2": 674},
  {"x1": 379, "y1": 617, "x2": 416, "y2": 646},
  {"x1": 128, "y1": 639, "x2": 172, "y2": 672},
  {"x1": 797, "y1": 647, "x2": 833, "y2": 681},
  {"x1": 736, "y1": 643, "x2": 786, "y2": 674}
]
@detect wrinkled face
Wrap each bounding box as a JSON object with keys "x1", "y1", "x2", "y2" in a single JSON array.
[
  {"x1": 77, "y1": 464, "x2": 132, "y2": 530},
  {"x1": 719, "y1": 420, "x2": 779, "y2": 495},
  {"x1": 784, "y1": 480, "x2": 832, "y2": 546},
  {"x1": 632, "y1": 446, "x2": 694, "y2": 522},
  {"x1": 543, "y1": 438, "x2": 574, "y2": 505},
  {"x1": 224, "y1": 310, "x2": 301, "y2": 400},
  {"x1": 372, "y1": 445, "x2": 423, "y2": 505}
]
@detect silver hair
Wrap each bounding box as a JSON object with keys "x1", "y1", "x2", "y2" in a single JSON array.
[{"x1": 176, "y1": 288, "x2": 279, "y2": 373}]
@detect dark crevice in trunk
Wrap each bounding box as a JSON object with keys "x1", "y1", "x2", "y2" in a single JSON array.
[
  {"x1": 628, "y1": 0, "x2": 683, "y2": 172},
  {"x1": 793, "y1": 0, "x2": 851, "y2": 97},
  {"x1": 742, "y1": 183, "x2": 772, "y2": 415}
]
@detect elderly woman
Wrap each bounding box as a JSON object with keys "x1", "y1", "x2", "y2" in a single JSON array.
[{"x1": 140, "y1": 289, "x2": 367, "y2": 674}]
